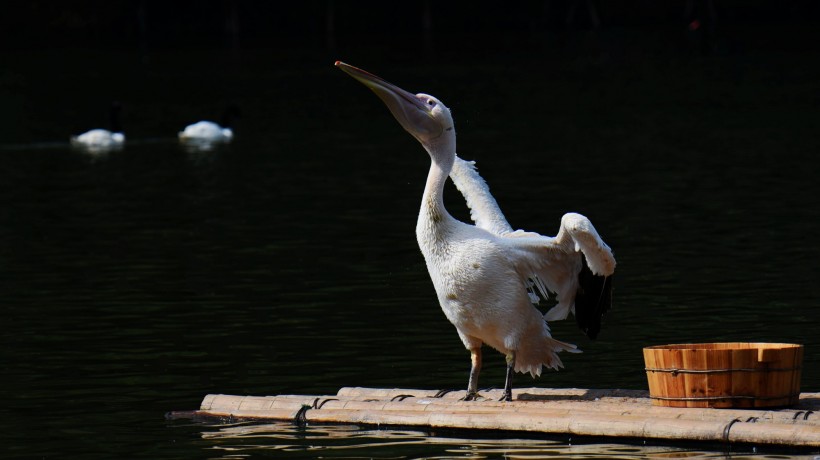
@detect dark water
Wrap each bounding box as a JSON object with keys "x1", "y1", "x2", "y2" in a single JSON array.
[{"x1": 2, "y1": 42, "x2": 819, "y2": 459}]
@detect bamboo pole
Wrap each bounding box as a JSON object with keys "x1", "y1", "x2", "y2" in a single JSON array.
[
  {"x1": 330, "y1": 387, "x2": 820, "y2": 425},
  {"x1": 300, "y1": 406, "x2": 820, "y2": 447},
  {"x1": 198, "y1": 391, "x2": 820, "y2": 425},
  {"x1": 191, "y1": 388, "x2": 820, "y2": 448}
]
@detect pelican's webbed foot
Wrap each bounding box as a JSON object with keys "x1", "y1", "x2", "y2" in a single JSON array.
[{"x1": 460, "y1": 391, "x2": 486, "y2": 401}]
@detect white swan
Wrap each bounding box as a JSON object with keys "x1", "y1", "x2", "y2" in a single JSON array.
[
  {"x1": 71, "y1": 102, "x2": 124, "y2": 152},
  {"x1": 178, "y1": 106, "x2": 240, "y2": 145},
  {"x1": 178, "y1": 121, "x2": 232, "y2": 143},
  {"x1": 337, "y1": 62, "x2": 616, "y2": 401}
]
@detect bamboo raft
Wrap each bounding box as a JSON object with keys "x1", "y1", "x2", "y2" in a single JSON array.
[{"x1": 178, "y1": 387, "x2": 820, "y2": 448}]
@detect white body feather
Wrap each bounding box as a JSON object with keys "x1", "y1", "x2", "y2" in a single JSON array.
[
  {"x1": 71, "y1": 129, "x2": 125, "y2": 149},
  {"x1": 72, "y1": 103, "x2": 125, "y2": 152},
  {"x1": 178, "y1": 121, "x2": 233, "y2": 142},
  {"x1": 449, "y1": 156, "x2": 615, "y2": 329},
  {"x1": 417, "y1": 147, "x2": 615, "y2": 378}
]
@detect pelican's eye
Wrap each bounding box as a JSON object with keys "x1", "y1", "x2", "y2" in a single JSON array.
[{"x1": 427, "y1": 99, "x2": 437, "y2": 107}]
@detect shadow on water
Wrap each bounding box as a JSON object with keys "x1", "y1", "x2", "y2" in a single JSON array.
[{"x1": 1, "y1": 39, "x2": 819, "y2": 458}]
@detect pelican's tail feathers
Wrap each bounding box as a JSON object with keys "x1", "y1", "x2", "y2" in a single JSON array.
[{"x1": 515, "y1": 336, "x2": 580, "y2": 378}]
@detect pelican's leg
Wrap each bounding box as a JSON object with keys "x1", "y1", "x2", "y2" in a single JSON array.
[
  {"x1": 500, "y1": 352, "x2": 515, "y2": 402},
  {"x1": 461, "y1": 347, "x2": 483, "y2": 401}
]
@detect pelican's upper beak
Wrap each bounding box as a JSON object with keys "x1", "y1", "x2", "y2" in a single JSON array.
[{"x1": 336, "y1": 61, "x2": 443, "y2": 142}]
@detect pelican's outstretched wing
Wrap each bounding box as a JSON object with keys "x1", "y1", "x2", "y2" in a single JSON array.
[
  {"x1": 502, "y1": 213, "x2": 615, "y2": 338},
  {"x1": 450, "y1": 157, "x2": 542, "y2": 302},
  {"x1": 553, "y1": 213, "x2": 615, "y2": 338},
  {"x1": 450, "y1": 157, "x2": 615, "y2": 338},
  {"x1": 450, "y1": 156, "x2": 513, "y2": 235}
]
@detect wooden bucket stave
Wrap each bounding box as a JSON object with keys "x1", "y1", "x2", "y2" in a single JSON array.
[{"x1": 643, "y1": 343, "x2": 803, "y2": 408}]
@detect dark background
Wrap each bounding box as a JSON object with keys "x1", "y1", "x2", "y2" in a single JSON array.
[
  {"x1": 5, "y1": 0, "x2": 820, "y2": 148},
  {"x1": 2, "y1": 2, "x2": 820, "y2": 458},
  {"x1": 3, "y1": 1, "x2": 819, "y2": 55}
]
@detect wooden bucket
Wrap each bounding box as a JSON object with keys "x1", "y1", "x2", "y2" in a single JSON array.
[{"x1": 643, "y1": 343, "x2": 803, "y2": 408}]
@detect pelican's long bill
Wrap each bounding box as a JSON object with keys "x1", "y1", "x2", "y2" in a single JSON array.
[{"x1": 335, "y1": 61, "x2": 442, "y2": 141}]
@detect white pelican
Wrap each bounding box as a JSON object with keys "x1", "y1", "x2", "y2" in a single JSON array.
[
  {"x1": 70, "y1": 102, "x2": 125, "y2": 152},
  {"x1": 336, "y1": 62, "x2": 616, "y2": 401},
  {"x1": 178, "y1": 106, "x2": 240, "y2": 145}
]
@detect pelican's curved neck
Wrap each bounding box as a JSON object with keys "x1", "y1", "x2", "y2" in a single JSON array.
[{"x1": 420, "y1": 134, "x2": 456, "y2": 223}]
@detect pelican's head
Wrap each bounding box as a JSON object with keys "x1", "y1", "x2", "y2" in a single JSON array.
[{"x1": 336, "y1": 61, "x2": 454, "y2": 149}]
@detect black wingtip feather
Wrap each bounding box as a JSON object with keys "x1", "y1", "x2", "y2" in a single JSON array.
[{"x1": 574, "y1": 255, "x2": 613, "y2": 339}]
